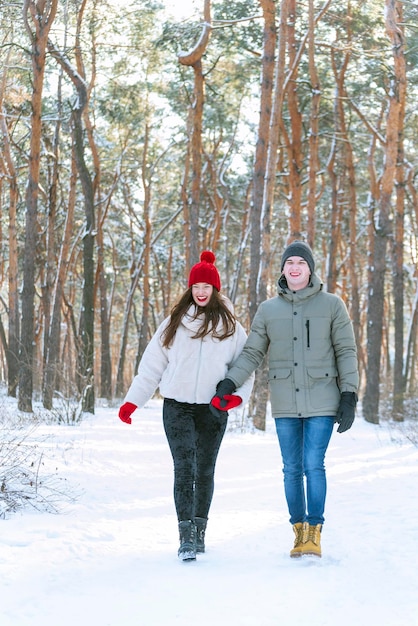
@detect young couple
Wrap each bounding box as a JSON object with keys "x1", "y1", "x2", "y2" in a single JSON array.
[{"x1": 119, "y1": 243, "x2": 359, "y2": 561}]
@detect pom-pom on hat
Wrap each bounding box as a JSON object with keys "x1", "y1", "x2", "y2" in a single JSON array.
[
  {"x1": 188, "y1": 250, "x2": 221, "y2": 291},
  {"x1": 280, "y1": 240, "x2": 315, "y2": 275}
]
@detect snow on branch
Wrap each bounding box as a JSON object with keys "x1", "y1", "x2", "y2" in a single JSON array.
[
  {"x1": 47, "y1": 39, "x2": 88, "y2": 109},
  {"x1": 178, "y1": 21, "x2": 212, "y2": 66}
]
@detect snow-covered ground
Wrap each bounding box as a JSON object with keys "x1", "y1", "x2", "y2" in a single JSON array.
[{"x1": 1, "y1": 398, "x2": 417, "y2": 626}]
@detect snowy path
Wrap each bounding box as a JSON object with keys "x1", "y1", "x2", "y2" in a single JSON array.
[{"x1": 1, "y1": 399, "x2": 417, "y2": 626}]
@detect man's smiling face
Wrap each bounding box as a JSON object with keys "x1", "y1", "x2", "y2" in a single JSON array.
[{"x1": 282, "y1": 256, "x2": 311, "y2": 291}]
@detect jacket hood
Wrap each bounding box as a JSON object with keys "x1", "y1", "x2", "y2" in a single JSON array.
[{"x1": 277, "y1": 272, "x2": 323, "y2": 299}]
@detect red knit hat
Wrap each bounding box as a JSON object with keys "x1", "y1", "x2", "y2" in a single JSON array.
[{"x1": 188, "y1": 250, "x2": 221, "y2": 291}]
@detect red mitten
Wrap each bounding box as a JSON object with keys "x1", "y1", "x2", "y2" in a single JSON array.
[
  {"x1": 211, "y1": 394, "x2": 242, "y2": 411},
  {"x1": 118, "y1": 402, "x2": 137, "y2": 424}
]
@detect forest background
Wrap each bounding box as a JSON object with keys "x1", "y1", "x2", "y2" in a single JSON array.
[{"x1": 0, "y1": 0, "x2": 417, "y2": 430}]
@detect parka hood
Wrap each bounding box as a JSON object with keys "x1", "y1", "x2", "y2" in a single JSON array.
[{"x1": 277, "y1": 272, "x2": 323, "y2": 298}]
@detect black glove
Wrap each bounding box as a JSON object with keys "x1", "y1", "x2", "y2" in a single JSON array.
[
  {"x1": 335, "y1": 392, "x2": 358, "y2": 433},
  {"x1": 213, "y1": 378, "x2": 236, "y2": 408},
  {"x1": 209, "y1": 403, "x2": 229, "y2": 419},
  {"x1": 209, "y1": 378, "x2": 237, "y2": 418}
]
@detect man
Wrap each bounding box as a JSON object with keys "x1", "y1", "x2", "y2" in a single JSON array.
[{"x1": 212, "y1": 241, "x2": 359, "y2": 558}]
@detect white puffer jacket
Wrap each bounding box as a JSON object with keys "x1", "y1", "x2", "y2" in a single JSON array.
[{"x1": 124, "y1": 305, "x2": 254, "y2": 408}]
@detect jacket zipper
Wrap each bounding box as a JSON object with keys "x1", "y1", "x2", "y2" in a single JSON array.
[
  {"x1": 194, "y1": 338, "x2": 204, "y2": 402},
  {"x1": 305, "y1": 320, "x2": 310, "y2": 348}
]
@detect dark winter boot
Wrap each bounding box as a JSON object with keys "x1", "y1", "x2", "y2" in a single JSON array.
[
  {"x1": 195, "y1": 517, "x2": 207, "y2": 554},
  {"x1": 178, "y1": 520, "x2": 197, "y2": 561}
]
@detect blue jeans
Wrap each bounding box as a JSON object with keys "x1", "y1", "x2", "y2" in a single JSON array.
[{"x1": 274, "y1": 417, "x2": 334, "y2": 526}]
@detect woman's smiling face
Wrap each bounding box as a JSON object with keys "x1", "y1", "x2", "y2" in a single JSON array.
[{"x1": 191, "y1": 283, "x2": 214, "y2": 307}]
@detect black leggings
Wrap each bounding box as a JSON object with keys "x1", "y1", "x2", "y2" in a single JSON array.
[{"x1": 163, "y1": 398, "x2": 228, "y2": 521}]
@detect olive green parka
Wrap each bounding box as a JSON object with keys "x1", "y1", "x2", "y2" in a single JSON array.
[{"x1": 227, "y1": 274, "x2": 359, "y2": 419}]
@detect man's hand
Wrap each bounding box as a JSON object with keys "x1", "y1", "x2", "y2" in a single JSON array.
[
  {"x1": 212, "y1": 378, "x2": 237, "y2": 408},
  {"x1": 335, "y1": 392, "x2": 358, "y2": 433},
  {"x1": 209, "y1": 378, "x2": 239, "y2": 418}
]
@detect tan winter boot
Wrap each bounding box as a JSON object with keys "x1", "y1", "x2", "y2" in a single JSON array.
[
  {"x1": 301, "y1": 523, "x2": 322, "y2": 557},
  {"x1": 290, "y1": 522, "x2": 305, "y2": 558}
]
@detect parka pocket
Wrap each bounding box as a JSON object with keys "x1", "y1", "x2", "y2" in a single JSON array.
[
  {"x1": 268, "y1": 367, "x2": 294, "y2": 411},
  {"x1": 307, "y1": 366, "x2": 340, "y2": 409}
]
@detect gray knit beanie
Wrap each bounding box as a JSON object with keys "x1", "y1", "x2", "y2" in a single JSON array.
[{"x1": 280, "y1": 241, "x2": 315, "y2": 275}]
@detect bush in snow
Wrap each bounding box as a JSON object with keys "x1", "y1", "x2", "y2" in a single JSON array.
[{"x1": 0, "y1": 426, "x2": 75, "y2": 519}]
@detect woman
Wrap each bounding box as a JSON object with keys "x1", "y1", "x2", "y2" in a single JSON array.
[{"x1": 119, "y1": 251, "x2": 253, "y2": 561}]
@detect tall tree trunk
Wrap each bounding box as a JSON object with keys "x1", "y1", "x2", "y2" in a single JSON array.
[
  {"x1": 245, "y1": 0, "x2": 276, "y2": 432},
  {"x1": 404, "y1": 280, "x2": 418, "y2": 394},
  {"x1": 404, "y1": 168, "x2": 418, "y2": 392},
  {"x1": 41, "y1": 70, "x2": 62, "y2": 401},
  {"x1": 251, "y1": 0, "x2": 288, "y2": 431},
  {"x1": 89, "y1": 132, "x2": 113, "y2": 401},
  {"x1": 392, "y1": 2, "x2": 406, "y2": 421},
  {"x1": 47, "y1": 0, "x2": 98, "y2": 412},
  {"x1": 83, "y1": 2, "x2": 112, "y2": 400},
  {"x1": 135, "y1": 123, "x2": 152, "y2": 371},
  {"x1": 43, "y1": 157, "x2": 77, "y2": 409},
  {"x1": 0, "y1": 57, "x2": 20, "y2": 397},
  {"x1": 178, "y1": 0, "x2": 211, "y2": 268},
  {"x1": 363, "y1": 1, "x2": 405, "y2": 424},
  {"x1": 96, "y1": 205, "x2": 112, "y2": 400},
  {"x1": 249, "y1": 0, "x2": 276, "y2": 321},
  {"x1": 326, "y1": 41, "x2": 341, "y2": 294},
  {"x1": 329, "y1": 14, "x2": 362, "y2": 379},
  {"x1": 19, "y1": 0, "x2": 58, "y2": 412},
  {"x1": 284, "y1": 0, "x2": 303, "y2": 242},
  {"x1": 74, "y1": 104, "x2": 95, "y2": 413},
  {"x1": 392, "y1": 157, "x2": 405, "y2": 420},
  {"x1": 306, "y1": 0, "x2": 321, "y2": 246}
]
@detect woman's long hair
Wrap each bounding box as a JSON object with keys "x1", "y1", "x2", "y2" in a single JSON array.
[{"x1": 161, "y1": 288, "x2": 236, "y2": 348}]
